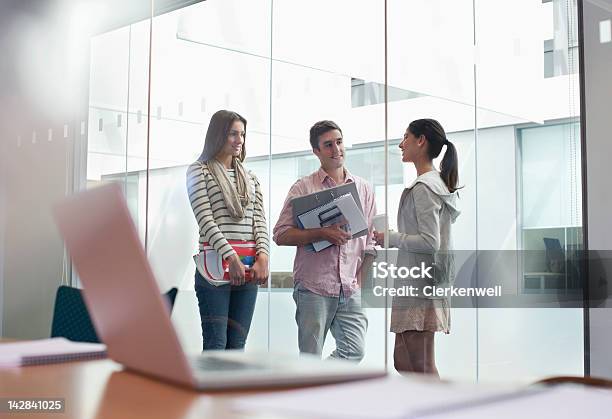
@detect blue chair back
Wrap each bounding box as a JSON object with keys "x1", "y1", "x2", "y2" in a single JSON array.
[{"x1": 51, "y1": 285, "x2": 179, "y2": 343}]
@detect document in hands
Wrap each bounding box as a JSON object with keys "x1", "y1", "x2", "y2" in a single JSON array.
[
  {"x1": 298, "y1": 193, "x2": 368, "y2": 251},
  {"x1": 0, "y1": 338, "x2": 107, "y2": 367}
]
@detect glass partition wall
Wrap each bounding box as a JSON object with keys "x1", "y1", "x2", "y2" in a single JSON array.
[
  {"x1": 474, "y1": 0, "x2": 583, "y2": 382},
  {"x1": 84, "y1": 0, "x2": 583, "y2": 382},
  {"x1": 386, "y1": 0, "x2": 479, "y2": 380}
]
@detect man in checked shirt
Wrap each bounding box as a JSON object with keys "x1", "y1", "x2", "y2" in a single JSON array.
[{"x1": 273, "y1": 120, "x2": 377, "y2": 361}]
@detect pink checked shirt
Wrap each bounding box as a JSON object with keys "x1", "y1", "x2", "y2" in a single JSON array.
[{"x1": 273, "y1": 168, "x2": 377, "y2": 297}]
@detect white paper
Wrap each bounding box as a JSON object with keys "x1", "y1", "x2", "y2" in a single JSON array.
[
  {"x1": 233, "y1": 376, "x2": 519, "y2": 419},
  {"x1": 425, "y1": 385, "x2": 612, "y2": 419},
  {"x1": 0, "y1": 337, "x2": 106, "y2": 367}
]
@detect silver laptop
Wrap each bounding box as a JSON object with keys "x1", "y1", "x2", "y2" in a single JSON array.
[{"x1": 53, "y1": 183, "x2": 385, "y2": 390}]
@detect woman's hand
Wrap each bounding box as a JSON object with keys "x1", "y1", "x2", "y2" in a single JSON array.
[
  {"x1": 227, "y1": 254, "x2": 246, "y2": 286},
  {"x1": 251, "y1": 253, "x2": 269, "y2": 285},
  {"x1": 373, "y1": 230, "x2": 385, "y2": 247}
]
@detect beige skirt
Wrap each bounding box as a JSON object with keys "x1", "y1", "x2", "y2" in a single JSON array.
[{"x1": 390, "y1": 297, "x2": 450, "y2": 334}]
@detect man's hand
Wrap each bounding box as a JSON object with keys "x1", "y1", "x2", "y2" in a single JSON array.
[
  {"x1": 251, "y1": 253, "x2": 269, "y2": 285},
  {"x1": 322, "y1": 223, "x2": 352, "y2": 246},
  {"x1": 227, "y1": 254, "x2": 246, "y2": 286}
]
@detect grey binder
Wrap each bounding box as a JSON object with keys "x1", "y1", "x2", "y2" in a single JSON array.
[{"x1": 291, "y1": 182, "x2": 368, "y2": 239}]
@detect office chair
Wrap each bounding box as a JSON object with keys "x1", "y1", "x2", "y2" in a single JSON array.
[{"x1": 51, "y1": 285, "x2": 179, "y2": 343}]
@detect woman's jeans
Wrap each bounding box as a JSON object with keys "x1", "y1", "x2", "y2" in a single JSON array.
[{"x1": 194, "y1": 270, "x2": 258, "y2": 351}]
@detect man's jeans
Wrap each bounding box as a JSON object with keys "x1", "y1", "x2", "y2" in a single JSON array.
[
  {"x1": 194, "y1": 270, "x2": 258, "y2": 351},
  {"x1": 292, "y1": 286, "x2": 368, "y2": 361}
]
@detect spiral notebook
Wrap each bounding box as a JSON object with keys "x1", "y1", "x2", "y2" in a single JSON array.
[{"x1": 0, "y1": 337, "x2": 107, "y2": 367}]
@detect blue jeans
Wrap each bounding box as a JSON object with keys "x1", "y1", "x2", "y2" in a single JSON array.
[
  {"x1": 194, "y1": 270, "x2": 258, "y2": 351},
  {"x1": 293, "y1": 286, "x2": 368, "y2": 361}
]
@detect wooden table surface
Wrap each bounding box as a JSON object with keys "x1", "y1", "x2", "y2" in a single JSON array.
[{"x1": 0, "y1": 359, "x2": 293, "y2": 419}]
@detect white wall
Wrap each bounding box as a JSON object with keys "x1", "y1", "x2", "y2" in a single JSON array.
[{"x1": 0, "y1": 1, "x2": 89, "y2": 338}]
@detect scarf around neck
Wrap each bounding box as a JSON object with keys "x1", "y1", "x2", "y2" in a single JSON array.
[{"x1": 205, "y1": 158, "x2": 251, "y2": 220}]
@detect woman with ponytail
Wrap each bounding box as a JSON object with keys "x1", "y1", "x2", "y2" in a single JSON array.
[{"x1": 374, "y1": 118, "x2": 461, "y2": 377}]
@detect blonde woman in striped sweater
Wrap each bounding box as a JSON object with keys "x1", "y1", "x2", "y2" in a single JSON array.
[{"x1": 186, "y1": 110, "x2": 269, "y2": 351}]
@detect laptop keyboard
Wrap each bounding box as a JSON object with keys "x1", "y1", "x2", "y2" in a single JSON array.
[{"x1": 194, "y1": 356, "x2": 266, "y2": 371}]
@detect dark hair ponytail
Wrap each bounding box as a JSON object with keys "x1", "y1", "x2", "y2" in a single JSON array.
[
  {"x1": 407, "y1": 118, "x2": 461, "y2": 193},
  {"x1": 439, "y1": 140, "x2": 459, "y2": 193}
]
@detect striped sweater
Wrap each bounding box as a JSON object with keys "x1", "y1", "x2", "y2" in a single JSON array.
[{"x1": 186, "y1": 161, "x2": 269, "y2": 260}]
